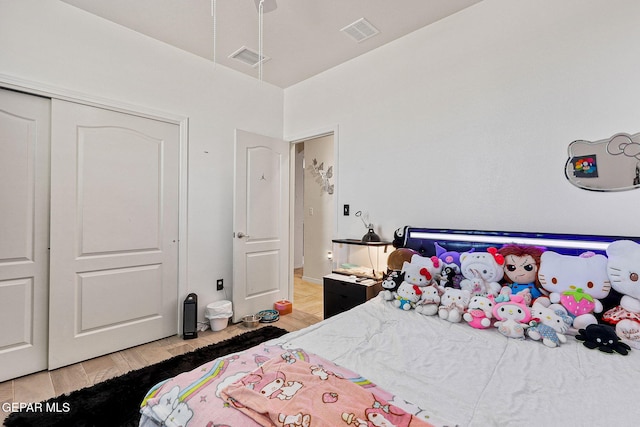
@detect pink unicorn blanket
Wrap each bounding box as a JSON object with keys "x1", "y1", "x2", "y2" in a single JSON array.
[
  {"x1": 140, "y1": 341, "x2": 432, "y2": 427},
  {"x1": 221, "y1": 356, "x2": 433, "y2": 427}
]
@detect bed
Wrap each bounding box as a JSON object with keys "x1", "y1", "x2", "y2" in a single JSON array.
[{"x1": 139, "y1": 228, "x2": 640, "y2": 427}]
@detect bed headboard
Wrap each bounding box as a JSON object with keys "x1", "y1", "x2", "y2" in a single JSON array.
[{"x1": 399, "y1": 227, "x2": 640, "y2": 257}]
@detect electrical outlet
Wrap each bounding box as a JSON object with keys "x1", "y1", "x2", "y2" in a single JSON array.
[
  {"x1": 343, "y1": 204, "x2": 350, "y2": 216},
  {"x1": 216, "y1": 279, "x2": 224, "y2": 290}
]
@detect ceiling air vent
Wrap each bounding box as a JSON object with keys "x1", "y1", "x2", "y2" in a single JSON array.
[
  {"x1": 340, "y1": 18, "x2": 380, "y2": 43},
  {"x1": 229, "y1": 46, "x2": 270, "y2": 68}
]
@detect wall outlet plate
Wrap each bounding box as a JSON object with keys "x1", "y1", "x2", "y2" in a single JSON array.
[
  {"x1": 216, "y1": 279, "x2": 224, "y2": 290},
  {"x1": 343, "y1": 204, "x2": 350, "y2": 216}
]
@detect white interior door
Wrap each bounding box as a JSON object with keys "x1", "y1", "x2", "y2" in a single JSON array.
[
  {"x1": 233, "y1": 129, "x2": 290, "y2": 323},
  {"x1": 48, "y1": 100, "x2": 180, "y2": 369},
  {"x1": 0, "y1": 89, "x2": 50, "y2": 382}
]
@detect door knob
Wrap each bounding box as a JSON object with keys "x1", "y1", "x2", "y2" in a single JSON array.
[{"x1": 237, "y1": 232, "x2": 249, "y2": 238}]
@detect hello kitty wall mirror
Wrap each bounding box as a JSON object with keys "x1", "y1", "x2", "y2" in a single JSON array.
[{"x1": 565, "y1": 132, "x2": 640, "y2": 191}]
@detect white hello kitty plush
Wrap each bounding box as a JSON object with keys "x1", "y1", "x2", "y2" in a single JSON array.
[
  {"x1": 394, "y1": 282, "x2": 422, "y2": 310},
  {"x1": 415, "y1": 285, "x2": 442, "y2": 316},
  {"x1": 602, "y1": 240, "x2": 640, "y2": 349},
  {"x1": 459, "y1": 248, "x2": 504, "y2": 297},
  {"x1": 438, "y1": 288, "x2": 471, "y2": 323},
  {"x1": 538, "y1": 251, "x2": 610, "y2": 331},
  {"x1": 405, "y1": 254, "x2": 443, "y2": 287},
  {"x1": 527, "y1": 300, "x2": 572, "y2": 347}
]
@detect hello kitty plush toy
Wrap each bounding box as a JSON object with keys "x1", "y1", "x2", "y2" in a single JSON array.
[
  {"x1": 538, "y1": 251, "x2": 610, "y2": 331},
  {"x1": 408, "y1": 254, "x2": 443, "y2": 285},
  {"x1": 459, "y1": 248, "x2": 504, "y2": 297},
  {"x1": 438, "y1": 288, "x2": 471, "y2": 323},
  {"x1": 527, "y1": 300, "x2": 572, "y2": 347},
  {"x1": 463, "y1": 295, "x2": 495, "y2": 329},
  {"x1": 602, "y1": 240, "x2": 640, "y2": 349},
  {"x1": 415, "y1": 285, "x2": 442, "y2": 316},
  {"x1": 492, "y1": 294, "x2": 531, "y2": 339},
  {"x1": 394, "y1": 282, "x2": 422, "y2": 310}
]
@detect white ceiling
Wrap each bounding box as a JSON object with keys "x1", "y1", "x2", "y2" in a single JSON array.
[{"x1": 60, "y1": 0, "x2": 483, "y2": 88}]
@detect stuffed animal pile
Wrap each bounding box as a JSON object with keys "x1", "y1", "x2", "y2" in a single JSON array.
[{"x1": 381, "y1": 240, "x2": 640, "y2": 353}]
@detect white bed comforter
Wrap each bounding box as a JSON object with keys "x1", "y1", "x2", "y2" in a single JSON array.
[{"x1": 274, "y1": 295, "x2": 640, "y2": 427}]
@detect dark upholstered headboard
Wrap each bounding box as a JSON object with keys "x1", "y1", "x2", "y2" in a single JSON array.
[{"x1": 399, "y1": 227, "x2": 639, "y2": 257}]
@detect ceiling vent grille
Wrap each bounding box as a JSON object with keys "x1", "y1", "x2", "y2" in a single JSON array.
[
  {"x1": 340, "y1": 18, "x2": 380, "y2": 43},
  {"x1": 229, "y1": 46, "x2": 270, "y2": 68}
]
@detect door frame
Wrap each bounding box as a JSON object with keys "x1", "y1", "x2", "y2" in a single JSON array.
[
  {"x1": 285, "y1": 125, "x2": 340, "y2": 294},
  {"x1": 0, "y1": 73, "x2": 189, "y2": 334}
]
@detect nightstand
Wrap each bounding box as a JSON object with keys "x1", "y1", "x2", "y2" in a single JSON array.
[{"x1": 323, "y1": 273, "x2": 382, "y2": 319}]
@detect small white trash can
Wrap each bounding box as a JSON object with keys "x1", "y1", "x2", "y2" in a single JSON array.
[{"x1": 205, "y1": 300, "x2": 233, "y2": 331}]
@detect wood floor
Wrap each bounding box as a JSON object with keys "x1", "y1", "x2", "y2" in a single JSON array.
[{"x1": 0, "y1": 270, "x2": 322, "y2": 423}]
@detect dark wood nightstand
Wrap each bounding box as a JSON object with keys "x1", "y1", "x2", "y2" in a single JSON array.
[{"x1": 323, "y1": 273, "x2": 382, "y2": 319}]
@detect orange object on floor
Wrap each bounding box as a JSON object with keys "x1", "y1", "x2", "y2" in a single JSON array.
[{"x1": 274, "y1": 299, "x2": 292, "y2": 315}]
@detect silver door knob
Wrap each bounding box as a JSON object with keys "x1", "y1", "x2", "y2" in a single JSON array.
[{"x1": 237, "y1": 232, "x2": 249, "y2": 238}]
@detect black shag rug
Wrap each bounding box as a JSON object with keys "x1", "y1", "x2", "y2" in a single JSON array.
[{"x1": 4, "y1": 326, "x2": 288, "y2": 427}]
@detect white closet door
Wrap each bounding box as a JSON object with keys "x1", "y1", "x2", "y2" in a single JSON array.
[
  {"x1": 0, "y1": 89, "x2": 50, "y2": 382},
  {"x1": 49, "y1": 100, "x2": 179, "y2": 369}
]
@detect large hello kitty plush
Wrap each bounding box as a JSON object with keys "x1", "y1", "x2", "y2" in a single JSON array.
[
  {"x1": 602, "y1": 240, "x2": 640, "y2": 349},
  {"x1": 538, "y1": 251, "x2": 610, "y2": 331},
  {"x1": 407, "y1": 254, "x2": 443, "y2": 285},
  {"x1": 438, "y1": 288, "x2": 471, "y2": 323},
  {"x1": 459, "y1": 248, "x2": 504, "y2": 297}
]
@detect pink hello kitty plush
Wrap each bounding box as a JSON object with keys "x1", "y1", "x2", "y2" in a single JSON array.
[{"x1": 463, "y1": 295, "x2": 495, "y2": 328}]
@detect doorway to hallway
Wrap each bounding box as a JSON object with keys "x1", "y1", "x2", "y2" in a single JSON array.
[{"x1": 292, "y1": 133, "x2": 335, "y2": 317}]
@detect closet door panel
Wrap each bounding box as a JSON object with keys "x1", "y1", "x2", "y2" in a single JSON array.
[
  {"x1": 49, "y1": 100, "x2": 179, "y2": 369},
  {"x1": 0, "y1": 88, "x2": 50, "y2": 382}
]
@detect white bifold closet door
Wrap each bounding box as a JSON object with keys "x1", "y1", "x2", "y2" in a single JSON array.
[
  {"x1": 0, "y1": 89, "x2": 51, "y2": 382},
  {"x1": 48, "y1": 99, "x2": 180, "y2": 369}
]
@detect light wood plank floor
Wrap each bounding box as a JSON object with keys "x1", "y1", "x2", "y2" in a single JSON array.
[{"x1": 0, "y1": 270, "x2": 322, "y2": 423}]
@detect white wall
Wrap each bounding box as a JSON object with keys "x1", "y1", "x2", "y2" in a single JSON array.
[
  {"x1": 284, "y1": 0, "x2": 640, "y2": 241},
  {"x1": 0, "y1": 0, "x2": 284, "y2": 319}
]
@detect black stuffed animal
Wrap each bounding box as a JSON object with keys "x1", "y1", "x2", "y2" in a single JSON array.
[
  {"x1": 576, "y1": 324, "x2": 631, "y2": 355},
  {"x1": 392, "y1": 226, "x2": 411, "y2": 248},
  {"x1": 381, "y1": 270, "x2": 404, "y2": 293}
]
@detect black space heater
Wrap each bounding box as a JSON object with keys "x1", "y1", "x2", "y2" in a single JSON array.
[{"x1": 183, "y1": 293, "x2": 198, "y2": 340}]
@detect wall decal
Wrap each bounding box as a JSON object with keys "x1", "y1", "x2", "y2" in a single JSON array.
[{"x1": 307, "y1": 158, "x2": 333, "y2": 194}]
